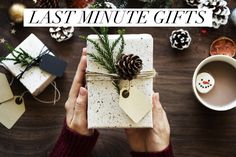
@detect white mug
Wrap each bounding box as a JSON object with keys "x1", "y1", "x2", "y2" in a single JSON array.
[{"x1": 192, "y1": 55, "x2": 236, "y2": 111}]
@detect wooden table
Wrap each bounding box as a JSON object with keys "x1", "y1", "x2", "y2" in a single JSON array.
[{"x1": 0, "y1": 0, "x2": 236, "y2": 156}]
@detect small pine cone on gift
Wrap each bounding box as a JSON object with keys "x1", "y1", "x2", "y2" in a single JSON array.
[
  {"x1": 169, "y1": 29, "x2": 192, "y2": 50},
  {"x1": 49, "y1": 27, "x2": 74, "y2": 42},
  {"x1": 185, "y1": 0, "x2": 201, "y2": 7},
  {"x1": 198, "y1": 0, "x2": 230, "y2": 29},
  {"x1": 115, "y1": 54, "x2": 143, "y2": 80},
  {"x1": 36, "y1": 0, "x2": 59, "y2": 8}
]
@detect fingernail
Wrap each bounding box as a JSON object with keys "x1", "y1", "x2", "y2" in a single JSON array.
[{"x1": 79, "y1": 87, "x2": 87, "y2": 96}]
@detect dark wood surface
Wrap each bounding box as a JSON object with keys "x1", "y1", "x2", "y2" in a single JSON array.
[{"x1": 0, "y1": 0, "x2": 236, "y2": 156}]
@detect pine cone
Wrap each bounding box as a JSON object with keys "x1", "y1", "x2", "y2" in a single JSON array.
[
  {"x1": 49, "y1": 27, "x2": 74, "y2": 42},
  {"x1": 231, "y1": 8, "x2": 236, "y2": 26},
  {"x1": 185, "y1": 0, "x2": 201, "y2": 6},
  {"x1": 36, "y1": 0, "x2": 59, "y2": 8},
  {"x1": 115, "y1": 54, "x2": 143, "y2": 80},
  {"x1": 90, "y1": 1, "x2": 117, "y2": 8},
  {"x1": 198, "y1": 0, "x2": 230, "y2": 29},
  {"x1": 111, "y1": 0, "x2": 128, "y2": 8},
  {"x1": 169, "y1": 29, "x2": 191, "y2": 50},
  {"x1": 139, "y1": 0, "x2": 172, "y2": 8}
]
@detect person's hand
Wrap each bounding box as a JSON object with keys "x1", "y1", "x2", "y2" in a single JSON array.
[
  {"x1": 125, "y1": 93, "x2": 170, "y2": 152},
  {"x1": 65, "y1": 48, "x2": 93, "y2": 136}
]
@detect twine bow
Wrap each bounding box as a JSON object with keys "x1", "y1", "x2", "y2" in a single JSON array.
[{"x1": 16, "y1": 46, "x2": 50, "y2": 80}]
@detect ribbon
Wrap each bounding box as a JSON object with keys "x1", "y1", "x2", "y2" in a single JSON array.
[
  {"x1": 16, "y1": 46, "x2": 50, "y2": 80},
  {"x1": 86, "y1": 69, "x2": 157, "y2": 81}
]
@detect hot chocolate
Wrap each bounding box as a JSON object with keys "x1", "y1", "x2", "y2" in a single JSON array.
[{"x1": 198, "y1": 61, "x2": 236, "y2": 107}]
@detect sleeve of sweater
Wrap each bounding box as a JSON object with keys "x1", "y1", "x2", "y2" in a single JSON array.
[
  {"x1": 49, "y1": 122, "x2": 99, "y2": 157},
  {"x1": 131, "y1": 143, "x2": 174, "y2": 157}
]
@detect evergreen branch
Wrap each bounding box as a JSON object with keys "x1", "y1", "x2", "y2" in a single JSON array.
[
  {"x1": 79, "y1": 35, "x2": 87, "y2": 41},
  {"x1": 90, "y1": 27, "x2": 116, "y2": 72},
  {"x1": 4, "y1": 43, "x2": 17, "y2": 58},
  {"x1": 111, "y1": 35, "x2": 122, "y2": 53},
  {"x1": 0, "y1": 57, "x2": 15, "y2": 62},
  {"x1": 117, "y1": 33, "x2": 124, "y2": 60},
  {"x1": 90, "y1": 0, "x2": 106, "y2": 8},
  {"x1": 87, "y1": 53, "x2": 113, "y2": 73},
  {"x1": 100, "y1": 27, "x2": 108, "y2": 34},
  {"x1": 91, "y1": 27, "x2": 105, "y2": 42},
  {"x1": 99, "y1": 27, "x2": 117, "y2": 72},
  {"x1": 0, "y1": 42, "x2": 34, "y2": 67},
  {"x1": 87, "y1": 38, "x2": 114, "y2": 71},
  {"x1": 19, "y1": 48, "x2": 31, "y2": 58},
  {"x1": 4, "y1": 43, "x2": 14, "y2": 51},
  {"x1": 101, "y1": 27, "x2": 109, "y2": 49},
  {"x1": 91, "y1": 27, "x2": 111, "y2": 55},
  {"x1": 87, "y1": 27, "x2": 126, "y2": 94},
  {"x1": 112, "y1": 80, "x2": 120, "y2": 95},
  {"x1": 116, "y1": 29, "x2": 125, "y2": 60}
]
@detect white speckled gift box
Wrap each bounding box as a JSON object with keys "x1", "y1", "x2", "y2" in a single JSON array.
[
  {"x1": 2, "y1": 34, "x2": 56, "y2": 96},
  {"x1": 87, "y1": 34, "x2": 154, "y2": 128}
]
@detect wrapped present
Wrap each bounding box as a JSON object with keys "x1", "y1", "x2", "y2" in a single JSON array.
[
  {"x1": 87, "y1": 33, "x2": 154, "y2": 128},
  {"x1": 2, "y1": 34, "x2": 56, "y2": 96}
]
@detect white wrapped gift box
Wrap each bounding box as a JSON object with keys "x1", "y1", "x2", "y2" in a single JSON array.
[
  {"x1": 2, "y1": 34, "x2": 56, "y2": 96},
  {"x1": 87, "y1": 34, "x2": 154, "y2": 128}
]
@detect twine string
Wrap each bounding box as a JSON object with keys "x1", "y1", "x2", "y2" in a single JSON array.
[
  {"x1": 86, "y1": 69, "x2": 157, "y2": 81},
  {"x1": 0, "y1": 62, "x2": 14, "y2": 86},
  {"x1": 18, "y1": 81, "x2": 61, "y2": 105}
]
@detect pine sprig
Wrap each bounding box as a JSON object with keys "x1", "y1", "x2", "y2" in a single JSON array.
[
  {"x1": 86, "y1": 38, "x2": 114, "y2": 72},
  {"x1": 91, "y1": 27, "x2": 110, "y2": 53},
  {"x1": 111, "y1": 29, "x2": 125, "y2": 55},
  {"x1": 112, "y1": 80, "x2": 121, "y2": 95},
  {"x1": 117, "y1": 29, "x2": 125, "y2": 60},
  {"x1": 0, "y1": 42, "x2": 34, "y2": 67},
  {"x1": 86, "y1": 27, "x2": 125, "y2": 94},
  {"x1": 88, "y1": 53, "x2": 114, "y2": 72}
]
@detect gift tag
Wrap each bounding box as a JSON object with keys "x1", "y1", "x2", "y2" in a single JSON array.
[
  {"x1": 0, "y1": 73, "x2": 14, "y2": 103},
  {"x1": 39, "y1": 54, "x2": 67, "y2": 77},
  {"x1": 119, "y1": 87, "x2": 152, "y2": 123},
  {"x1": 0, "y1": 96, "x2": 25, "y2": 129},
  {"x1": 196, "y1": 72, "x2": 215, "y2": 94}
]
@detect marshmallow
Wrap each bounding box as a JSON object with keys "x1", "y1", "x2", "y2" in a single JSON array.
[{"x1": 196, "y1": 72, "x2": 215, "y2": 94}]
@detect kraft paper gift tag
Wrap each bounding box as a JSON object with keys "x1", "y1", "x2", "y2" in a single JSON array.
[
  {"x1": 0, "y1": 73, "x2": 14, "y2": 103},
  {"x1": 0, "y1": 96, "x2": 26, "y2": 129},
  {"x1": 119, "y1": 86, "x2": 152, "y2": 123}
]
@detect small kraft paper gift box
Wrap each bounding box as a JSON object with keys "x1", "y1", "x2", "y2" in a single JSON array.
[
  {"x1": 87, "y1": 33, "x2": 155, "y2": 128},
  {"x1": 2, "y1": 34, "x2": 56, "y2": 96}
]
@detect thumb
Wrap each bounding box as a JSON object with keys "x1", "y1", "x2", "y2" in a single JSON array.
[
  {"x1": 153, "y1": 93, "x2": 163, "y2": 111},
  {"x1": 152, "y1": 93, "x2": 169, "y2": 130}
]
